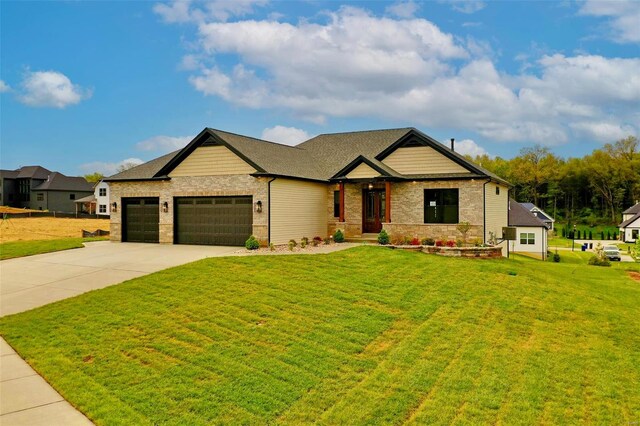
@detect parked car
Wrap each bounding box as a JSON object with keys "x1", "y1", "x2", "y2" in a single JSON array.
[{"x1": 603, "y1": 245, "x2": 621, "y2": 261}]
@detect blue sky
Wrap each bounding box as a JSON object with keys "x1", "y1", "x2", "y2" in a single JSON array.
[{"x1": 1, "y1": 0, "x2": 638, "y2": 176}]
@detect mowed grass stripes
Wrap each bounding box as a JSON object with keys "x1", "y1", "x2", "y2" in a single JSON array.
[{"x1": 1, "y1": 246, "x2": 638, "y2": 425}]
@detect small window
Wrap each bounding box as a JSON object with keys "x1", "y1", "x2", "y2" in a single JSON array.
[
  {"x1": 37, "y1": 193, "x2": 44, "y2": 201},
  {"x1": 99, "y1": 188, "x2": 107, "y2": 196},
  {"x1": 424, "y1": 189, "x2": 459, "y2": 224},
  {"x1": 496, "y1": 186, "x2": 500, "y2": 195},
  {"x1": 333, "y1": 191, "x2": 340, "y2": 218},
  {"x1": 520, "y1": 232, "x2": 535, "y2": 245},
  {"x1": 69, "y1": 193, "x2": 75, "y2": 200},
  {"x1": 632, "y1": 230, "x2": 639, "y2": 240},
  {"x1": 99, "y1": 204, "x2": 107, "y2": 213}
]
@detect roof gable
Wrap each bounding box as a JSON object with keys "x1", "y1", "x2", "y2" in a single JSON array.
[
  {"x1": 509, "y1": 199, "x2": 547, "y2": 227},
  {"x1": 619, "y1": 212, "x2": 640, "y2": 228},
  {"x1": 332, "y1": 155, "x2": 400, "y2": 180},
  {"x1": 623, "y1": 202, "x2": 640, "y2": 215}
]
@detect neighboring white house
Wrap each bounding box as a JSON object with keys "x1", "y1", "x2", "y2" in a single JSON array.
[
  {"x1": 619, "y1": 202, "x2": 640, "y2": 243},
  {"x1": 520, "y1": 202, "x2": 555, "y2": 230},
  {"x1": 508, "y1": 199, "x2": 548, "y2": 260},
  {"x1": 95, "y1": 180, "x2": 110, "y2": 216}
]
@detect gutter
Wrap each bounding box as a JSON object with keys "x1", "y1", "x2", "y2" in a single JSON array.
[
  {"x1": 267, "y1": 177, "x2": 276, "y2": 245},
  {"x1": 483, "y1": 178, "x2": 491, "y2": 245}
]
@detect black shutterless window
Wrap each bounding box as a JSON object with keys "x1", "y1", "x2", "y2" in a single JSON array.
[
  {"x1": 424, "y1": 189, "x2": 459, "y2": 224},
  {"x1": 333, "y1": 191, "x2": 340, "y2": 218}
]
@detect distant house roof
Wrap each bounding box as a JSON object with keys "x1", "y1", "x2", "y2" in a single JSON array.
[
  {"x1": 519, "y1": 202, "x2": 554, "y2": 223},
  {"x1": 0, "y1": 170, "x2": 20, "y2": 179},
  {"x1": 509, "y1": 199, "x2": 547, "y2": 228},
  {"x1": 75, "y1": 194, "x2": 96, "y2": 203},
  {"x1": 619, "y1": 212, "x2": 640, "y2": 228},
  {"x1": 32, "y1": 172, "x2": 93, "y2": 192},
  {"x1": 623, "y1": 202, "x2": 640, "y2": 215},
  {"x1": 16, "y1": 166, "x2": 52, "y2": 180},
  {"x1": 106, "y1": 127, "x2": 511, "y2": 186}
]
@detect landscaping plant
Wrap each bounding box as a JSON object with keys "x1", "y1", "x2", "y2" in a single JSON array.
[
  {"x1": 377, "y1": 229, "x2": 390, "y2": 245},
  {"x1": 333, "y1": 229, "x2": 345, "y2": 243},
  {"x1": 245, "y1": 235, "x2": 260, "y2": 250},
  {"x1": 588, "y1": 243, "x2": 611, "y2": 267}
]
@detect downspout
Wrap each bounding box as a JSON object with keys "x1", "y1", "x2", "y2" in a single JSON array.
[
  {"x1": 267, "y1": 177, "x2": 276, "y2": 245},
  {"x1": 483, "y1": 178, "x2": 491, "y2": 245}
]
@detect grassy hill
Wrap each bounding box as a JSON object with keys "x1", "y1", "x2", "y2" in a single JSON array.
[{"x1": 1, "y1": 246, "x2": 638, "y2": 425}]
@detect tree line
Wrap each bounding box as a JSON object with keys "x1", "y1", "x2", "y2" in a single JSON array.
[{"x1": 468, "y1": 136, "x2": 640, "y2": 225}]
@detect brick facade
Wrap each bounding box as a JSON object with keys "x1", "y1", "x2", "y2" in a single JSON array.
[{"x1": 109, "y1": 175, "x2": 268, "y2": 244}]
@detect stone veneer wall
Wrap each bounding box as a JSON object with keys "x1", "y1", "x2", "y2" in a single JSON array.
[
  {"x1": 327, "y1": 180, "x2": 486, "y2": 241},
  {"x1": 109, "y1": 175, "x2": 268, "y2": 244}
]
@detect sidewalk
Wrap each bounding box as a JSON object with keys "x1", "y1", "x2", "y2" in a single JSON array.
[{"x1": 1, "y1": 338, "x2": 93, "y2": 425}]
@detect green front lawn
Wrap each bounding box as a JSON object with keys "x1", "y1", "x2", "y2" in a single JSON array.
[
  {"x1": 0, "y1": 237, "x2": 108, "y2": 260},
  {"x1": 1, "y1": 247, "x2": 638, "y2": 424}
]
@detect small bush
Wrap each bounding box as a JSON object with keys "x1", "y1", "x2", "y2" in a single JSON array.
[
  {"x1": 312, "y1": 236, "x2": 322, "y2": 247},
  {"x1": 301, "y1": 237, "x2": 309, "y2": 246},
  {"x1": 445, "y1": 240, "x2": 456, "y2": 247},
  {"x1": 456, "y1": 238, "x2": 463, "y2": 247},
  {"x1": 588, "y1": 230, "x2": 593, "y2": 240},
  {"x1": 301, "y1": 240, "x2": 307, "y2": 249},
  {"x1": 333, "y1": 229, "x2": 345, "y2": 243},
  {"x1": 561, "y1": 228, "x2": 566, "y2": 238},
  {"x1": 435, "y1": 240, "x2": 444, "y2": 247},
  {"x1": 269, "y1": 243, "x2": 275, "y2": 251},
  {"x1": 323, "y1": 237, "x2": 331, "y2": 245},
  {"x1": 588, "y1": 255, "x2": 611, "y2": 267},
  {"x1": 245, "y1": 235, "x2": 260, "y2": 250},
  {"x1": 289, "y1": 239, "x2": 297, "y2": 248},
  {"x1": 421, "y1": 237, "x2": 435, "y2": 246},
  {"x1": 410, "y1": 237, "x2": 420, "y2": 246},
  {"x1": 553, "y1": 253, "x2": 560, "y2": 262},
  {"x1": 377, "y1": 229, "x2": 390, "y2": 245},
  {"x1": 288, "y1": 241, "x2": 295, "y2": 251}
]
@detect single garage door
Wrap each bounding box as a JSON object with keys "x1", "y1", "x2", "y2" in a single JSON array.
[
  {"x1": 175, "y1": 196, "x2": 252, "y2": 246},
  {"x1": 123, "y1": 197, "x2": 159, "y2": 243}
]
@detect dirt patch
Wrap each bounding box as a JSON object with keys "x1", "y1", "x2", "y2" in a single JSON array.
[
  {"x1": 628, "y1": 271, "x2": 640, "y2": 282},
  {"x1": 0, "y1": 217, "x2": 110, "y2": 243}
]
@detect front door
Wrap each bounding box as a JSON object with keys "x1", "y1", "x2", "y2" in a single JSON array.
[{"x1": 363, "y1": 189, "x2": 386, "y2": 233}]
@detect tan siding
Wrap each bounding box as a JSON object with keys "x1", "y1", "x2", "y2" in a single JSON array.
[
  {"x1": 169, "y1": 146, "x2": 256, "y2": 177},
  {"x1": 270, "y1": 179, "x2": 328, "y2": 245},
  {"x1": 346, "y1": 163, "x2": 379, "y2": 179},
  {"x1": 484, "y1": 182, "x2": 508, "y2": 256},
  {"x1": 383, "y1": 147, "x2": 470, "y2": 175}
]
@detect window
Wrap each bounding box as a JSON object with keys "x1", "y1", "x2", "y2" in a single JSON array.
[
  {"x1": 520, "y1": 232, "x2": 535, "y2": 245},
  {"x1": 632, "y1": 230, "x2": 639, "y2": 240},
  {"x1": 37, "y1": 193, "x2": 44, "y2": 201},
  {"x1": 99, "y1": 204, "x2": 107, "y2": 213},
  {"x1": 333, "y1": 190, "x2": 340, "y2": 218},
  {"x1": 424, "y1": 189, "x2": 459, "y2": 224},
  {"x1": 496, "y1": 186, "x2": 500, "y2": 195},
  {"x1": 69, "y1": 193, "x2": 75, "y2": 200},
  {"x1": 99, "y1": 188, "x2": 107, "y2": 196}
]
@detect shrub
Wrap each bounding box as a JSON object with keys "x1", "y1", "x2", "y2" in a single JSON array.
[
  {"x1": 245, "y1": 235, "x2": 260, "y2": 250},
  {"x1": 589, "y1": 243, "x2": 611, "y2": 267},
  {"x1": 288, "y1": 239, "x2": 297, "y2": 247},
  {"x1": 600, "y1": 231, "x2": 605, "y2": 240},
  {"x1": 323, "y1": 237, "x2": 331, "y2": 245},
  {"x1": 445, "y1": 240, "x2": 456, "y2": 247},
  {"x1": 435, "y1": 240, "x2": 444, "y2": 247},
  {"x1": 613, "y1": 232, "x2": 617, "y2": 240},
  {"x1": 269, "y1": 243, "x2": 275, "y2": 251},
  {"x1": 410, "y1": 237, "x2": 420, "y2": 246},
  {"x1": 456, "y1": 221, "x2": 471, "y2": 243},
  {"x1": 456, "y1": 238, "x2": 463, "y2": 247},
  {"x1": 561, "y1": 228, "x2": 566, "y2": 238},
  {"x1": 288, "y1": 241, "x2": 295, "y2": 251},
  {"x1": 553, "y1": 253, "x2": 560, "y2": 262},
  {"x1": 301, "y1": 240, "x2": 307, "y2": 249},
  {"x1": 312, "y1": 236, "x2": 323, "y2": 247},
  {"x1": 632, "y1": 239, "x2": 640, "y2": 262},
  {"x1": 301, "y1": 236, "x2": 309, "y2": 246},
  {"x1": 588, "y1": 230, "x2": 593, "y2": 240},
  {"x1": 421, "y1": 237, "x2": 435, "y2": 246},
  {"x1": 377, "y1": 229, "x2": 390, "y2": 245},
  {"x1": 471, "y1": 238, "x2": 482, "y2": 247},
  {"x1": 333, "y1": 229, "x2": 345, "y2": 243}
]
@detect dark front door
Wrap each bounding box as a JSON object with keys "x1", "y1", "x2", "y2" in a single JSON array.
[
  {"x1": 363, "y1": 189, "x2": 386, "y2": 233},
  {"x1": 123, "y1": 197, "x2": 159, "y2": 243},
  {"x1": 174, "y1": 196, "x2": 253, "y2": 246}
]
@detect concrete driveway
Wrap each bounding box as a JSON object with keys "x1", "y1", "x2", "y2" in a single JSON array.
[{"x1": 0, "y1": 241, "x2": 238, "y2": 317}]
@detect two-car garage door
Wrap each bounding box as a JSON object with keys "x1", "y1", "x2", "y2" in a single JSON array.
[
  {"x1": 122, "y1": 196, "x2": 252, "y2": 246},
  {"x1": 174, "y1": 196, "x2": 252, "y2": 246}
]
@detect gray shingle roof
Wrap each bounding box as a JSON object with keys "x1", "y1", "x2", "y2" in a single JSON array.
[
  {"x1": 509, "y1": 199, "x2": 547, "y2": 227},
  {"x1": 105, "y1": 127, "x2": 511, "y2": 186},
  {"x1": 619, "y1": 212, "x2": 640, "y2": 228},
  {"x1": 32, "y1": 172, "x2": 93, "y2": 192},
  {"x1": 17, "y1": 166, "x2": 51, "y2": 180},
  {"x1": 623, "y1": 202, "x2": 640, "y2": 215}
]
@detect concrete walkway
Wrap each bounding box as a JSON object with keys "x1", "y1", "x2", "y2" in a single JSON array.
[
  {"x1": 0, "y1": 241, "x2": 239, "y2": 425},
  {"x1": 1, "y1": 241, "x2": 238, "y2": 317}
]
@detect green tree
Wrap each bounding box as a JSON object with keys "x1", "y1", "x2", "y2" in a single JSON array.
[{"x1": 84, "y1": 172, "x2": 104, "y2": 182}]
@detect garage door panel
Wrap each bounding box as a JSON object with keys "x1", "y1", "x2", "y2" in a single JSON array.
[
  {"x1": 175, "y1": 196, "x2": 252, "y2": 246},
  {"x1": 123, "y1": 198, "x2": 159, "y2": 243}
]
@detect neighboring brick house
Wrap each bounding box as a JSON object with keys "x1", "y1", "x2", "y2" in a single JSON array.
[
  {"x1": 105, "y1": 127, "x2": 510, "y2": 252},
  {"x1": 0, "y1": 166, "x2": 93, "y2": 213}
]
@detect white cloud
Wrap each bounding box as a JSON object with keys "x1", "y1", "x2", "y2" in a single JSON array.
[
  {"x1": 569, "y1": 121, "x2": 637, "y2": 143},
  {"x1": 0, "y1": 80, "x2": 10, "y2": 93},
  {"x1": 579, "y1": 0, "x2": 640, "y2": 43},
  {"x1": 161, "y1": 5, "x2": 639, "y2": 147},
  {"x1": 386, "y1": 1, "x2": 419, "y2": 18},
  {"x1": 261, "y1": 126, "x2": 311, "y2": 146},
  {"x1": 454, "y1": 139, "x2": 489, "y2": 157},
  {"x1": 18, "y1": 70, "x2": 91, "y2": 108},
  {"x1": 440, "y1": 0, "x2": 486, "y2": 14},
  {"x1": 136, "y1": 135, "x2": 193, "y2": 152},
  {"x1": 79, "y1": 158, "x2": 144, "y2": 176},
  {"x1": 154, "y1": 0, "x2": 267, "y2": 23}
]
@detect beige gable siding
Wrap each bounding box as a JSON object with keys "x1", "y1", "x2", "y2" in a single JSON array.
[
  {"x1": 383, "y1": 147, "x2": 469, "y2": 175},
  {"x1": 169, "y1": 146, "x2": 256, "y2": 177},
  {"x1": 484, "y1": 182, "x2": 508, "y2": 256},
  {"x1": 346, "y1": 163, "x2": 379, "y2": 179},
  {"x1": 270, "y1": 178, "x2": 328, "y2": 245}
]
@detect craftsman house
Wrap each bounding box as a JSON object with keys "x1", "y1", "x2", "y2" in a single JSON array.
[
  {"x1": 619, "y1": 201, "x2": 640, "y2": 243},
  {"x1": 105, "y1": 127, "x2": 510, "y2": 250}
]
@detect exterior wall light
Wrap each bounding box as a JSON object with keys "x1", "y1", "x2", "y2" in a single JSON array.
[
  {"x1": 255, "y1": 200, "x2": 263, "y2": 213},
  {"x1": 162, "y1": 201, "x2": 169, "y2": 212},
  {"x1": 368, "y1": 183, "x2": 374, "y2": 190},
  {"x1": 111, "y1": 202, "x2": 117, "y2": 212}
]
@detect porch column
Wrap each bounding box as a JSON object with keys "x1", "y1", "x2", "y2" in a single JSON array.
[
  {"x1": 339, "y1": 182, "x2": 345, "y2": 222},
  {"x1": 385, "y1": 181, "x2": 391, "y2": 223}
]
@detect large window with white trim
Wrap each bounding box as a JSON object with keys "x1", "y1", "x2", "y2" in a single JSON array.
[{"x1": 520, "y1": 232, "x2": 535, "y2": 245}]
